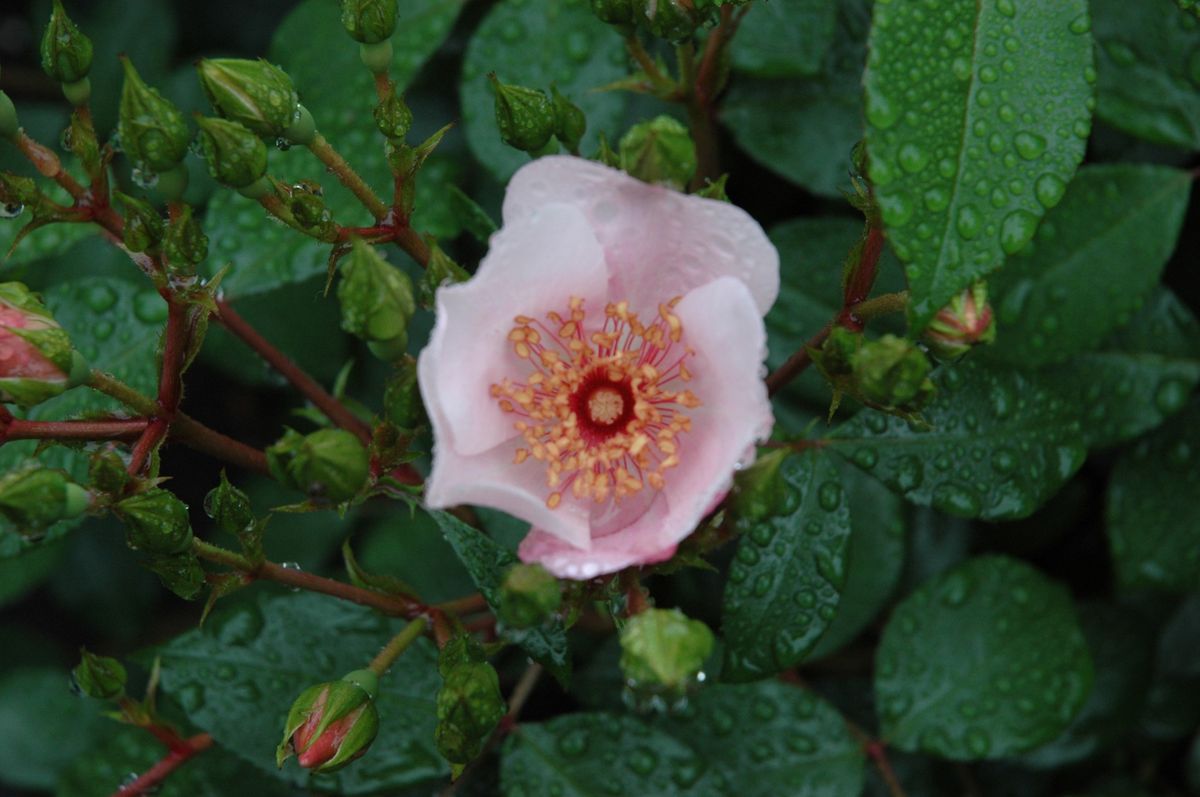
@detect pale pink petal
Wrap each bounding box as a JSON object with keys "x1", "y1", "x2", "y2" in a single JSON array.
[
  {"x1": 517, "y1": 277, "x2": 773, "y2": 577},
  {"x1": 502, "y1": 156, "x2": 779, "y2": 315},
  {"x1": 418, "y1": 202, "x2": 609, "y2": 458}
]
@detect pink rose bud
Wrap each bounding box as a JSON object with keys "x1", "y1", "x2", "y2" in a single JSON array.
[
  {"x1": 277, "y1": 669, "x2": 380, "y2": 774},
  {"x1": 0, "y1": 282, "x2": 85, "y2": 407},
  {"x1": 922, "y1": 282, "x2": 997, "y2": 361}
]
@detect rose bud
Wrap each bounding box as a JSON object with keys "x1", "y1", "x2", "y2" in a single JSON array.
[
  {"x1": 619, "y1": 608, "x2": 714, "y2": 695},
  {"x1": 490, "y1": 75, "x2": 556, "y2": 153},
  {"x1": 619, "y1": 116, "x2": 697, "y2": 189},
  {"x1": 382, "y1": 359, "x2": 423, "y2": 430},
  {"x1": 40, "y1": 0, "x2": 93, "y2": 95},
  {"x1": 0, "y1": 467, "x2": 89, "y2": 536},
  {"x1": 72, "y1": 648, "x2": 126, "y2": 700},
  {"x1": 337, "y1": 238, "x2": 416, "y2": 362},
  {"x1": 197, "y1": 58, "x2": 298, "y2": 140},
  {"x1": 113, "y1": 191, "x2": 164, "y2": 254},
  {"x1": 591, "y1": 0, "x2": 635, "y2": 25},
  {"x1": 498, "y1": 563, "x2": 561, "y2": 629},
  {"x1": 277, "y1": 669, "x2": 380, "y2": 774},
  {"x1": 852, "y1": 334, "x2": 936, "y2": 412},
  {"x1": 0, "y1": 282, "x2": 86, "y2": 408},
  {"x1": 341, "y1": 0, "x2": 398, "y2": 44},
  {"x1": 266, "y1": 428, "x2": 370, "y2": 503},
  {"x1": 115, "y1": 488, "x2": 193, "y2": 556},
  {"x1": 922, "y1": 282, "x2": 997, "y2": 361},
  {"x1": 118, "y1": 56, "x2": 190, "y2": 175},
  {"x1": 194, "y1": 115, "x2": 268, "y2": 190},
  {"x1": 639, "y1": 0, "x2": 702, "y2": 41},
  {"x1": 551, "y1": 87, "x2": 586, "y2": 154}
]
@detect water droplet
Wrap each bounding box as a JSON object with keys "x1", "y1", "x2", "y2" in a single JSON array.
[
  {"x1": 991, "y1": 449, "x2": 1017, "y2": 475},
  {"x1": 852, "y1": 447, "x2": 878, "y2": 470},
  {"x1": 1155, "y1": 379, "x2": 1190, "y2": 414},
  {"x1": 933, "y1": 481, "x2": 982, "y2": 517},
  {"x1": 84, "y1": 284, "x2": 118, "y2": 313},
  {"x1": 956, "y1": 205, "x2": 983, "y2": 240},
  {"x1": 817, "y1": 481, "x2": 842, "y2": 512},
  {"x1": 1034, "y1": 173, "x2": 1066, "y2": 209},
  {"x1": 1000, "y1": 210, "x2": 1039, "y2": 255},
  {"x1": 866, "y1": 92, "x2": 899, "y2": 130},
  {"x1": 898, "y1": 143, "x2": 929, "y2": 173},
  {"x1": 879, "y1": 191, "x2": 914, "y2": 227},
  {"x1": 1068, "y1": 13, "x2": 1091, "y2": 34},
  {"x1": 895, "y1": 455, "x2": 924, "y2": 491},
  {"x1": 996, "y1": 0, "x2": 1016, "y2": 17},
  {"x1": 924, "y1": 186, "x2": 950, "y2": 212},
  {"x1": 131, "y1": 167, "x2": 159, "y2": 190},
  {"x1": 0, "y1": 202, "x2": 23, "y2": 219},
  {"x1": 1105, "y1": 40, "x2": 1137, "y2": 67},
  {"x1": 965, "y1": 728, "x2": 991, "y2": 756},
  {"x1": 1013, "y1": 131, "x2": 1047, "y2": 161},
  {"x1": 557, "y1": 728, "x2": 589, "y2": 757}
]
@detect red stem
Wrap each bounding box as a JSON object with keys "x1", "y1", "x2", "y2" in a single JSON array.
[
  {"x1": 127, "y1": 300, "x2": 188, "y2": 475},
  {"x1": 2, "y1": 418, "x2": 148, "y2": 441},
  {"x1": 113, "y1": 733, "x2": 213, "y2": 797}
]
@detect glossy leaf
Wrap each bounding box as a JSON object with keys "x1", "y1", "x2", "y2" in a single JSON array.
[
  {"x1": 1106, "y1": 399, "x2": 1200, "y2": 592},
  {"x1": 204, "y1": 0, "x2": 465, "y2": 297},
  {"x1": 731, "y1": 0, "x2": 837, "y2": 78},
  {"x1": 460, "y1": 0, "x2": 629, "y2": 182},
  {"x1": 987, "y1": 165, "x2": 1192, "y2": 367},
  {"x1": 156, "y1": 592, "x2": 446, "y2": 794},
  {"x1": 720, "y1": 451, "x2": 853, "y2": 682},
  {"x1": 830, "y1": 361, "x2": 1087, "y2": 520},
  {"x1": 875, "y1": 555, "x2": 1093, "y2": 759},
  {"x1": 723, "y1": 0, "x2": 870, "y2": 198},
  {"x1": 864, "y1": 0, "x2": 1094, "y2": 330},
  {"x1": 429, "y1": 509, "x2": 571, "y2": 684},
  {"x1": 1092, "y1": 0, "x2": 1200, "y2": 149},
  {"x1": 652, "y1": 682, "x2": 866, "y2": 797}
]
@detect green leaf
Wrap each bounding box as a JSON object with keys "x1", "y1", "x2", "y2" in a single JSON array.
[
  {"x1": 204, "y1": 0, "x2": 465, "y2": 297},
  {"x1": 731, "y1": 0, "x2": 837, "y2": 78},
  {"x1": 723, "y1": 0, "x2": 870, "y2": 198},
  {"x1": 501, "y1": 712, "x2": 725, "y2": 795},
  {"x1": 864, "y1": 0, "x2": 1094, "y2": 330},
  {"x1": 651, "y1": 682, "x2": 866, "y2": 797},
  {"x1": 460, "y1": 0, "x2": 629, "y2": 182},
  {"x1": 810, "y1": 463, "x2": 906, "y2": 659},
  {"x1": 0, "y1": 667, "x2": 108, "y2": 790},
  {"x1": 156, "y1": 592, "x2": 446, "y2": 794},
  {"x1": 1106, "y1": 399, "x2": 1200, "y2": 592},
  {"x1": 1020, "y1": 602, "x2": 1155, "y2": 768},
  {"x1": 1039, "y1": 288, "x2": 1200, "y2": 450},
  {"x1": 1092, "y1": 0, "x2": 1200, "y2": 149},
  {"x1": 0, "y1": 220, "x2": 94, "y2": 269},
  {"x1": 830, "y1": 361, "x2": 1086, "y2": 520},
  {"x1": 986, "y1": 165, "x2": 1192, "y2": 367},
  {"x1": 1138, "y1": 595, "x2": 1200, "y2": 740},
  {"x1": 429, "y1": 509, "x2": 571, "y2": 684},
  {"x1": 0, "y1": 538, "x2": 65, "y2": 607},
  {"x1": 720, "y1": 451, "x2": 853, "y2": 682},
  {"x1": 875, "y1": 555, "x2": 1093, "y2": 760}
]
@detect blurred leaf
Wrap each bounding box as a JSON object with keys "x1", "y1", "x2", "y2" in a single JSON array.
[
  {"x1": 720, "y1": 451, "x2": 852, "y2": 681},
  {"x1": 875, "y1": 555, "x2": 1093, "y2": 759},
  {"x1": 0, "y1": 536, "x2": 65, "y2": 607},
  {"x1": 157, "y1": 592, "x2": 446, "y2": 794},
  {"x1": 358, "y1": 507, "x2": 475, "y2": 603},
  {"x1": 1106, "y1": 399, "x2": 1200, "y2": 592},
  {"x1": 723, "y1": 0, "x2": 869, "y2": 198},
  {"x1": 864, "y1": 0, "x2": 1093, "y2": 330},
  {"x1": 1091, "y1": 0, "x2": 1200, "y2": 149},
  {"x1": 1138, "y1": 595, "x2": 1200, "y2": 740},
  {"x1": 460, "y1": 0, "x2": 629, "y2": 182},
  {"x1": 830, "y1": 361, "x2": 1086, "y2": 520},
  {"x1": 731, "y1": 0, "x2": 836, "y2": 78},
  {"x1": 986, "y1": 165, "x2": 1192, "y2": 367}
]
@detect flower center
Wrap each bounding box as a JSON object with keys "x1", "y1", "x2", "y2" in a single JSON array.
[{"x1": 491, "y1": 296, "x2": 700, "y2": 509}]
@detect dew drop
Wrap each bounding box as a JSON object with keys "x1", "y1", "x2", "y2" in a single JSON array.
[
  {"x1": 999, "y1": 210, "x2": 1039, "y2": 255},
  {"x1": 1013, "y1": 131, "x2": 1047, "y2": 160},
  {"x1": 1034, "y1": 173, "x2": 1066, "y2": 209}
]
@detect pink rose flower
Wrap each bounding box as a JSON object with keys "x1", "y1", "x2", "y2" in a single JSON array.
[
  {"x1": 418, "y1": 156, "x2": 778, "y2": 579},
  {"x1": 0, "y1": 306, "x2": 67, "y2": 381}
]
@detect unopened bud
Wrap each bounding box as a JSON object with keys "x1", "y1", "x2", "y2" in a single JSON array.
[
  {"x1": 551, "y1": 87, "x2": 586, "y2": 153},
  {"x1": 197, "y1": 58, "x2": 299, "y2": 139},
  {"x1": 118, "y1": 57, "x2": 190, "y2": 173},
  {"x1": 113, "y1": 191, "x2": 164, "y2": 253},
  {"x1": 337, "y1": 238, "x2": 415, "y2": 361},
  {"x1": 619, "y1": 608, "x2": 714, "y2": 694},
  {"x1": 267, "y1": 428, "x2": 370, "y2": 503},
  {"x1": 639, "y1": 0, "x2": 701, "y2": 41},
  {"x1": 88, "y1": 447, "x2": 130, "y2": 495},
  {"x1": 72, "y1": 648, "x2": 126, "y2": 700},
  {"x1": 922, "y1": 282, "x2": 996, "y2": 361},
  {"x1": 619, "y1": 116, "x2": 696, "y2": 189},
  {"x1": 203, "y1": 471, "x2": 254, "y2": 535},
  {"x1": 373, "y1": 90, "x2": 412, "y2": 141},
  {"x1": 195, "y1": 115, "x2": 267, "y2": 189},
  {"x1": 278, "y1": 670, "x2": 380, "y2": 773},
  {"x1": 116, "y1": 488, "x2": 193, "y2": 556},
  {"x1": 436, "y1": 659, "x2": 505, "y2": 772},
  {"x1": 340, "y1": 0, "x2": 398, "y2": 44},
  {"x1": 499, "y1": 563, "x2": 561, "y2": 628},
  {"x1": 162, "y1": 203, "x2": 208, "y2": 272},
  {"x1": 0, "y1": 282, "x2": 81, "y2": 407},
  {"x1": 592, "y1": 0, "x2": 635, "y2": 25},
  {"x1": 40, "y1": 0, "x2": 93, "y2": 85},
  {"x1": 490, "y1": 75, "x2": 556, "y2": 153},
  {"x1": 0, "y1": 467, "x2": 89, "y2": 535},
  {"x1": 853, "y1": 334, "x2": 935, "y2": 411}
]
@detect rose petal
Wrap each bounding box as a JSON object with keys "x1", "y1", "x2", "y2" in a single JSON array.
[
  {"x1": 502, "y1": 155, "x2": 779, "y2": 315},
  {"x1": 418, "y1": 201, "x2": 609, "y2": 458}
]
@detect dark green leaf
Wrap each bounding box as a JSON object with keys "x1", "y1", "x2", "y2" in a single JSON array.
[
  {"x1": 864, "y1": 0, "x2": 1094, "y2": 329},
  {"x1": 429, "y1": 509, "x2": 570, "y2": 684},
  {"x1": 1092, "y1": 0, "x2": 1200, "y2": 149},
  {"x1": 157, "y1": 592, "x2": 446, "y2": 794},
  {"x1": 720, "y1": 451, "x2": 853, "y2": 681},
  {"x1": 875, "y1": 555, "x2": 1093, "y2": 759},
  {"x1": 1138, "y1": 595, "x2": 1200, "y2": 740},
  {"x1": 0, "y1": 220, "x2": 93, "y2": 269},
  {"x1": 0, "y1": 538, "x2": 65, "y2": 607},
  {"x1": 723, "y1": 0, "x2": 869, "y2": 198},
  {"x1": 1106, "y1": 399, "x2": 1200, "y2": 592},
  {"x1": 652, "y1": 682, "x2": 866, "y2": 797},
  {"x1": 731, "y1": 0, "x2": 837, "y2": 78},
  {"x1": 830, "y1": 361, "x2": 1086, "y2": 520},
  {"x1": 460, "y1": 0, "x2": 629, "y2": 182},
  {"x1": 987, "y1": 165, "x2": 1192, "y2": 367}
]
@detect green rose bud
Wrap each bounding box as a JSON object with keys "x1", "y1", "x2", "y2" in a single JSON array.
[
  {"x1": 383, "y1": 359, "x2": 423, "y2": 430},
  {"x1": 0, "y1": 282, "x2": 81, "y2": 407},
  {"x1": 112, "y1": 191, "x2": 164, "y2": 254},
  {"x1": 197, "y1": 58, "x2": 299, "y2": 139},
  {"x1": 852, "y1": 334, "x2": 935, "y2": 411},
  {"x1": 278, "y1": 670, "x2": 380, "y2": 773},
  {"x1": 551, "y1": 87, "x2": 586, "y2": 153},
  {"x1": 490, "y1": 75, "x2": 556, "y2": 153},
  {"x1": 620, "y1": 116, "x2": 697, "y2": 189},
  {"x1": 40, "y1": 0, "x2": 93, "y2": 86},
  {"x1": 373, "y1": 90, "x2": 412, "y2": 141},
  {"x1": 267, "y1": 428, "x2": 371, "y2": 503},
  {"x1": 116, "y1": 488, "x2": 193, "y2": 556},
  {"x1": 436, "y1": 659, "x2": 505, "y2": 773},
  {"x1": 619, "y1": 608, "x2": 714, "y2": 693},
  {"x1": 592, "y1": 0, "x2": 635, "y2": 25},
  {"x1": 922, "y1": 282, "x2": 997, "y2": 361},
  {"x1": 639, "y1": 0, "x2": 701, "y2": 40},
  {"x1": 194, "y1": 115, "x2": 267, "y2": 189},
  {"x1": 417, "y1": 244, "x2": 470, "y2": 308},
  {"x1": 72, "y1": 648, "x2": 126, "y2": 700},
  {"x1": 88, "y1": 447, "x2": 130, "y2": 496},
  {"x1": 286, "y1": 189, "x2": 337, "y2": 239},
  {"x1": 144, "y1": 551, "x2": 205, "y2": 600},
  {"x1": 818, "y1": 325, "x2": 862, "y2": 377},
  {"x1": 118, "y1": 56, "x2": 190, "y2": 173},
  {"x1": 498, "y1": 563, "x2": 561, "y2": 629},
  {"x1": 340, "y1": 0, "x2": 398, "y2": 43},
  {"x1": 203, "y1": 471, "x2": 254, "y2": 535},
  {"x1": 0, "y1": 467, "x2": 89, "y2": 536},
  {"x1": 162, "y1": 203, "x2": 208, "y2": 272},
  {"x1": 337, "y1": 238, "x2": 415, "y2": 361},
  {"x1": 730, "y1": 448, "x2": 790, "y2": 522},
  {"x1": 0, "y1": 91, "x2": 19, "y2": 141}
]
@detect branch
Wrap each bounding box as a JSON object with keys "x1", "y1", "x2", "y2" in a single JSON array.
[
  {"x1": 112, "y1": 732, "x2": 213, "y2": 797},
  {"x1": 1, "y1": 418, "x2": 148, "y2": 441},
  {"x1": 307, "y1": 133, "x2": 390, "y2": 221}
]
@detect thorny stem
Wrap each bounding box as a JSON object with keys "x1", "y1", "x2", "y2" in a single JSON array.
[
  {"x1": 112, "y1": 733, "x2": 213, "y2": 797},
  {"x1": 368, "y1": 617, "x2": 429, "y2": 676},
  {"x1": 307, "y1": 133, "x2": 390, "y2": 221}
]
